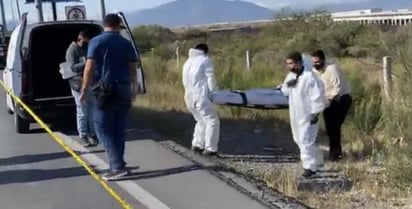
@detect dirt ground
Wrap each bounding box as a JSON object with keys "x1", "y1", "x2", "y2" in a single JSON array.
[{"x1": 130, "y1": 106, "x2": 401, "y2": 209}]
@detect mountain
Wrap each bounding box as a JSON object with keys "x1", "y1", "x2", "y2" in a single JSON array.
[
  {"x1": 126, "y1": 0, "x2": 275, "y2": 27},
  {"x1": 125, "y1": 0, "x2": 412, "y2": 27}
]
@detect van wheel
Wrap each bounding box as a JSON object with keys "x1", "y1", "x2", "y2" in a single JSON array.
[{"x1": 14, "y1": 112, "x2": 30, "y2": 133}]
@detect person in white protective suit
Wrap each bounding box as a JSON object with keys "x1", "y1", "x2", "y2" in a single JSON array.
[
  {"x1": 182, "y1": 43, "x2": 220, "y2": 156},
  {"x1": 280, "y1": 51, "x2": 328, "y2": 178}
]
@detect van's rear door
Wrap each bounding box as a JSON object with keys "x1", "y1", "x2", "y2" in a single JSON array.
[
  {"x1": 2, "y1": 12, "x2": 27, "y2": 105},
  {"x1": 16, "y1": 12, "x2": 29, "y2": 99},
  {"x1": 117, "y1": 12, "x2": 146, "y2": 95}
]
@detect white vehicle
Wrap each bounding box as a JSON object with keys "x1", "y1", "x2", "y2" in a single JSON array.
[{"x1": 2, "y1": 12, "x2": 146, "y2": 133}]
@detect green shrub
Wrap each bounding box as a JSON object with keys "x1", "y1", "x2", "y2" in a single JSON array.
[{"x1": 351, "y1": 82, "x2": 382, "y2": 135}]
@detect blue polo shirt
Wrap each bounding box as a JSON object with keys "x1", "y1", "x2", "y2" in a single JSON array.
[{"x1": 87, "y1": 31, "x2": 137, "y2": 84}]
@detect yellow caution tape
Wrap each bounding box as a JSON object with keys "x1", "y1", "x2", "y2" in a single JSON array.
[{"x1": 0, "y1": 80, "x2": 133, "y2": 209}]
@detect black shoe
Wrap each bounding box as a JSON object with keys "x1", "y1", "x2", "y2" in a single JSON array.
[
  {"x1": 191, "y1": 146, "x2": 204, "y2": 153},
  {"x1": 89, "y1": 136, "x2": 99, "y2": 146},
  {"x1": 302, "y1": 169, "x2": 316, "y2": 178},
  {"x1": 102, "y1": 169, "x2": 130, "y2": 181},
  {"x1": 80, "y1": 137, "x2": 91, "y2": 147},
  {"x1": 329, "y1": 152, "x2": 343, "y2": 162},
  {"x1": 316, "y1": 164, "x2": 326, "y2": 172},
  {"x1": 202, "y1": 150, "x2": 218, "y2": 156}
]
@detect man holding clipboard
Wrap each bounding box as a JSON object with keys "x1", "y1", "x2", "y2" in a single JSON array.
[{"x1": 61, "y1": 30, "x2": 98, "y2": 147}]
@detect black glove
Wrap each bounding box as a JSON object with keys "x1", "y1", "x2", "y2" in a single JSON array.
[
  {"x1": 286, "y1": 79, "x2": 298, "y2": 87},
  {"x1": 310, "y1": 114, "x2": 319, "y2": 124},
  {"x1": 332, "y1": 95, "x2": 341, "y2": 102}
]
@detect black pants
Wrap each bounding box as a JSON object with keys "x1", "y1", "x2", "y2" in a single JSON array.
[{"x1": 323, "y1": 94, "x2": 352, "y2": 156}]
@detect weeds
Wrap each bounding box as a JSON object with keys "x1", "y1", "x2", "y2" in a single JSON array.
[{"x1": 131, "y1": 15, "x2": 412, "y2": 209}]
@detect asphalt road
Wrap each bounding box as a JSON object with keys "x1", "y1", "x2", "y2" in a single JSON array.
[
  {"x1": 0, "y1": 94, "x2": 147, "y2": 209},
  {"x1": 0, "y1": 89, "x2": 270, "y2": 209}
]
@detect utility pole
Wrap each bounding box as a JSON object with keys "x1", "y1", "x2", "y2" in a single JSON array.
[
  {"x1": 100, "y1": 0, "x2": 106, "y2": 20},
  {"x1": 36, "y1": 0, "x2": 44, "y2": 22},
  {"x1": 0, "y1": 0, "x2": 7, "y2": 33}
]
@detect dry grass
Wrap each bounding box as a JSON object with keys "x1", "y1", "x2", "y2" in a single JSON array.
[
  {"x1": 129, "y1": 53, "x2": 412, "y2": 209},
  {"x1": 128, "y1": 17, "x2": 412, "y2": 208}
]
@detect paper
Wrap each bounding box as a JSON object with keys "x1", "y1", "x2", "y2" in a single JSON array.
[{"x1": 59, "y1": 62, "x2": 79, "y2": 80}]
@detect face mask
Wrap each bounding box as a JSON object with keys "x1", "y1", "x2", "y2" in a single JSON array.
[
  {"x1": 287, "y1": 67, "x2": 304, "y2": 87},
  {"x1": 291, "y1": 66, "x2": 303, "y2": 74},
  {"x1": 82, "y1": 42, "x2": 89, "y2": 49},
  {"x1": 292, "y1": 67, "x2": 300, "y2": 73},
  {"x1": 313, "y1": 62, "x2": 325, "y2": 70}
]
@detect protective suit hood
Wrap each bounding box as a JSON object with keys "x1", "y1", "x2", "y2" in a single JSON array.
[
  {"x1": 188, "y1": 48, "x2": 206, "y2": 58},
  {"x1": 182, "y1": 47, "x2": 217, "y2": 97}
]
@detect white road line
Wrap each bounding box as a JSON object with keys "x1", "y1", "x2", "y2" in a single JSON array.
[{"x1": 55, "y1": 132, "x2": 171, "y2": 209}]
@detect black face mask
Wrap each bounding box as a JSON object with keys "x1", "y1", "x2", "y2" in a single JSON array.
[
  {"x1": 287, "y1": 66, "x2": 304, "y2": 87},
  {"x1": 291, "y1": 66, "x2": 304, "y2": 74},
  {"x1": 82, "y1": 42, "x2": 88, "y2": 49},
  {"x1": 313, "y1": 62, "x2": 325, "y2": 70}
]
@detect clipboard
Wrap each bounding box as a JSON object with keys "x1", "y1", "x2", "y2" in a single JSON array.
[{"x1": 59, "y1": 62, "x2": 79, "y2": 80}]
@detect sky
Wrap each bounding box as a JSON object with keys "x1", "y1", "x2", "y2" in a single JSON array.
[{"x1": 1, "y1": 0, "x2": 365, "y2": 26}]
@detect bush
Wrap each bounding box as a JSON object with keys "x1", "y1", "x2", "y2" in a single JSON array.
[
  {"x1": 351, "y1": 82, "x2": 382, "y2": 135},
  {"x1": 385, "y1": 145, "x2": 412, "y2": 192}
]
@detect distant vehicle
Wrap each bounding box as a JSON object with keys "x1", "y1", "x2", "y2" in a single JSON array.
[{"x1": 2, "y1": 12, "x2": 146, "y2": 133}]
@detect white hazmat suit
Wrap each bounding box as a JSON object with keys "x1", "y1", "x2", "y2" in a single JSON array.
[
  {"x1": 281, "y1": 65, "x2": 328, "y2": 172},
  {"x1": 182, "y1": 48, "x2": 220, "y2": 152}
]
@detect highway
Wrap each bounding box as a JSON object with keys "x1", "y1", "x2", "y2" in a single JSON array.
[
  {"x1": 0, "y1": 95, "x2": 146, "y2": 209},
  {"x1": 0, "y1": 89, "x2": 271, "y2": 209}
]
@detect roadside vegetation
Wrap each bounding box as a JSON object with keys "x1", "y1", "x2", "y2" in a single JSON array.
[{"x1": 130, "y1": 11, "x2": 412, "y2": 209}]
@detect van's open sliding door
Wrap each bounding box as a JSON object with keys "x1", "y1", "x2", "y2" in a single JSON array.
[{"x1": 117, "y1": 12, "x2": 146, "y2": 95}]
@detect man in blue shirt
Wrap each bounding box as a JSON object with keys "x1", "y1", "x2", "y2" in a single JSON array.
[{"x1": 80, "y1": 14, "x2": 138, "y2": 181}]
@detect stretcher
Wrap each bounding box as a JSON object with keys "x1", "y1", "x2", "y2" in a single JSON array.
[{"x1": 211, "y1": 88, "x2": 289, "y2": 109}]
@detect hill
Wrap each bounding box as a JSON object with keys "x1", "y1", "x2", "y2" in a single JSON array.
[{"x1": 126, "y1": 0, "x2": 275, "y2": 27}]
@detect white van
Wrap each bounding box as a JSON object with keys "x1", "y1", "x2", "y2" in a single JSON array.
[{"x1": 2, "y1": 12, "x2": 146, "y2": 133}]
